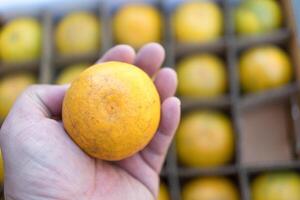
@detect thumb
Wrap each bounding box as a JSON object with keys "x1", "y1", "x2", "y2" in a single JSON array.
[
  {"x1": 7, "y1": 84, "x2": 69, "y2": 121},
  {"x1": 0, "y1": 84, "x2": 69, "y2": 158},
  {"x1": 0, "y1": 84, "x2": 69, "y2": 144}
]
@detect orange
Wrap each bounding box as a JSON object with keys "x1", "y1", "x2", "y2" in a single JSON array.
[
  {"x1": 55, "y1": 63, "x2": 88, "y2": 84},
  {"x1": 0, "y1": 17, "x2": 41, "y2": 63},
  {"x1": 252, "y1": 172, "x2": 300, "y2": 200},
  {"x1": 240, "y1": 45, "x2": 292, "y2": 93},
  {"x1": 158, "y1": 183, "x2": 170, "y2": 200},
  {"x1": 173, "y1": 2, "x2": 223, "y2": 43},
  {"x1": 55, "y1": 11, "x2": 100, "y2": 55},
  {"x1": 62, "y1": 61, "x2": 161, "y2": 160},
  {"x1": 177, "y1": 54, "x2": 227, "y2": 98},
  {"x1": 176, "y1": 111, "x2": 234, "y2": 167},
  {"x1": 0, "y1": 73, "x2": 36, "y2": 121},
  {"x1": 182, "y1": 177, "x2": 239, "y2": 200},
  {"x1": 113, "y1": 4, "x2": 162, "y2": 49},
  {"x1": 235, "y1": 0, "x2": 282, "y2": 35}
]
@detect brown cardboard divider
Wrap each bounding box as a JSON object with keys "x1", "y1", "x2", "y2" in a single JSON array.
[
  {"x1": 180, "y1": 95, "x2": 231, "y2": 111},
  {"x1": 240, "y1": 101, "x2": 294, "y2": 166},
  {"x1": 291, "y1": 95, "x2": 300, "y2": 157}
]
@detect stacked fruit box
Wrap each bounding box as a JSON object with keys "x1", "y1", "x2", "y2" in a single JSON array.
[
  {"x1": 161, "y1": 0, "x2": 300, "y2": 200},
  {"x1": 0, "y1": 0, "x2": 300, "y2": 200}
]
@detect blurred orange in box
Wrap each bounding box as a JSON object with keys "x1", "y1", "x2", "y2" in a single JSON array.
[
  {"x1": 239, "y1": 45, "x2": 292, "y2": 93},
  {"x1": 182, "y1": 177, "x2": 239, "y2": 200},
  {"x1": 113, "y1": 4, "x2": 162, "y2": 49},
  {"x1": 55, "y1": 11, "x2": 101, "y2": 56},
  {"x1": 177, "y1": 54, "x2": 227, "y2": 98},
  {"x1": 173, "y1": 1, "x2": 223, "y2": 43},
  {"x1": 0, "y1": 17, "x2": 41, "y2": 63},
  {"x1": 176, "y1": 111, "x2": 234, "y2": 167},
  {"x1": 235, "y1": 0, "x2": 282, "y2": 36},
  {"x1": 252, "y1": 172, "x2": 300, "y2": 200}
]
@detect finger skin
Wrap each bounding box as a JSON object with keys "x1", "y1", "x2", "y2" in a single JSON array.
[
  {"x1": 114, "y1": 98, "x2": 181, "y2": 197},
  {"x1": 134, "y1": 43, "x2": 165, "y2": 77},
  {"x1": 97, "y1": 45, "x2": 135, "y2": 64},
  {"x1": 141, "y1": 97, "x2": 181, "y2": 173},
  {"x1": 154, "y1": 68, "x2": 177, "y2": 102},
  {"x1": 4, "y1": 85, "x2": 68, "y2": 122}
]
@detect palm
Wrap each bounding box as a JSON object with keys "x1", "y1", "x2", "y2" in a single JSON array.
[
  {"x1": 10, "y1": 118, "x2": 153, "y2": 199},
  {"x1": 0, "y1": 44, "x2": 180, "y2": 200}
]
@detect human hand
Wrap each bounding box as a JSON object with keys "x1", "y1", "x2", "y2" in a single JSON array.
[{"x1": 0, "y1": 43, "x2": 180, "y2": 200}]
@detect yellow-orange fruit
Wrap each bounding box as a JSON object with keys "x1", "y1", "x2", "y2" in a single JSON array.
[
  {"x1": 177, "y1": 54, "x2": 227, "y2": 98},
  {"x1": 176, "y1": 111, "x2": 234, "y2": 167},
  {"x1": 173, "y1": 2, "x2": 223, "y2": 43},
  {"x1": 62, "y1": 61, "x2": 161, "y2": 160},
  {"x1": 55, "y1": 11, "x2": 100, "y2": 55},
  {"x1": 252, "y1": 172, "x2": 300, "y2": 200},
  {"x1": 235, "y1": 0, "x2": 282, "y2": 35},
  {"x1": 182, "y1": 177, "x2": 239, "y2": 200},
  {"x1": 113, "y1": 4, "x2": 162, "y2": 49},
  {"x1": 0, "y1": 18, "x2": 41, "y2": 63},
  {"x1": 240, "y1": 45, "x2": 292, "y2": 93}
]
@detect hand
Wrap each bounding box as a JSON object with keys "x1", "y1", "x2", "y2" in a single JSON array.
[{"x1": 0, "y1": 43, "x2": 181, "y2": 200}]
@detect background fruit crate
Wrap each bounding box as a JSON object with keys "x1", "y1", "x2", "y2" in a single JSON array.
[{"x1": 0, "y1": 0, "x2": 300, "y2": 199}]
